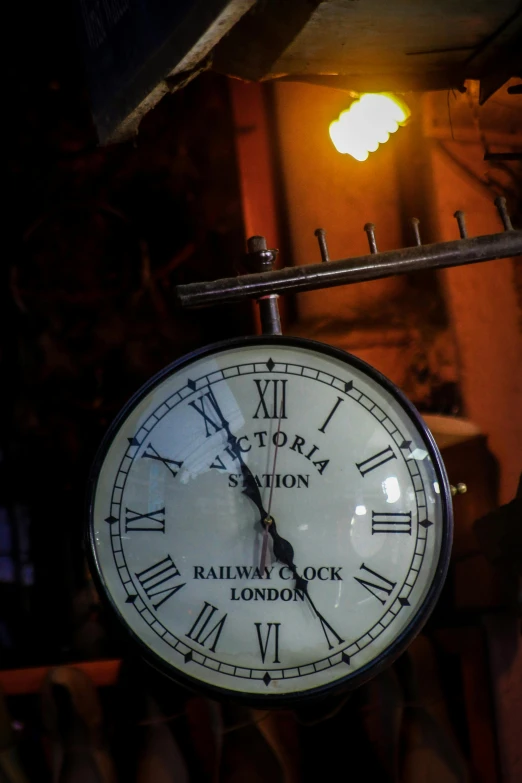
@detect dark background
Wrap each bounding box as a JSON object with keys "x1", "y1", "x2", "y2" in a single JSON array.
[{"x1": 4, "y1": 0, "x2": 251, "y2": 670}]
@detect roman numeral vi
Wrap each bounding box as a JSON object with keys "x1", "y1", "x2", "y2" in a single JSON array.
[{"x1": 255, "y1": 622, "x2": 281, "y2": 663}]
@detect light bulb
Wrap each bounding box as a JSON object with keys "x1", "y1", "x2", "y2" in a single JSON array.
[{"x1": 329, "y1": 93, "x2": 410, "y2": 161}]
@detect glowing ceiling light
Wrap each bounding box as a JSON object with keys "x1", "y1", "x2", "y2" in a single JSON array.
[{"x1": 329, "y1": 93, "x2": 410, "y2": 161}]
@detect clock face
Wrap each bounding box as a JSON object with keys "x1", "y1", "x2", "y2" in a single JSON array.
[{"x1": 88, "y1": 336, "x2": 452, "y2": 704}]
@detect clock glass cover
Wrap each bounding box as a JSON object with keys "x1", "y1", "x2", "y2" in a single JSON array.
[{"x1": 88, "y1": 336, "x2": 452, "y2": 703}]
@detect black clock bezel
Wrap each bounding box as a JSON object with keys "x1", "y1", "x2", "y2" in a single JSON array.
[{"x1": 86, "y1": 334, "x2": 453, "y2": 707}]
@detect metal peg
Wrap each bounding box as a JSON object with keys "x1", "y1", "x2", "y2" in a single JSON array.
[
  {"x1": 454, "y1": 210, "x2": 468, "y2": 238},
  {"x1": 411, "y1": 217, "x2": 422, "y2": 246},
  {"x1": 364, "y1": 223, "x2": 378, "y2": 254},
  {"x1": 494, "y1": 196, "x2": 513, "y2": 231},
  {"x1": 314, "y1": 228, "x2": 330, "y2": 263}
]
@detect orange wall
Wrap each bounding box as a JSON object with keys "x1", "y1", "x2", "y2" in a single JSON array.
[
  {"x1": 273, "y1": 82, "x2": 406, "y2": 324},
  {"x1": 272, "y1": 81, "x2": 521, "y2": 503},
  {"x1": 429, "y1": 140, "x2": 522, "y2": 503}
]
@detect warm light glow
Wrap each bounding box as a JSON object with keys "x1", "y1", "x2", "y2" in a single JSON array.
[{"x1": 329, "y1": 93, "x2": 410, "y2": 161}]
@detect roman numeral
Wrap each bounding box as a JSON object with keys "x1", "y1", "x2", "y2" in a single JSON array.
[
  {"x1": 255, "y1": 622, "x2": 281, "y2": 663},
  {"x1": 136, "y1": 555, "x2": 185, "y2": 610},
  {"x1": 318, "y1": 396, "x2": 344, "y2": 433},
  {"x1": 354, "y1": 563, "x2": 397, "y2": 605},
  {"x1": 317, "y1": 614, "x2": 344, "y2": 650},
  {"x1": 210, "y1": 445, "x2": 236, "y2": 471},
  {"x1": 125, "y1": 506, "x2": 165, "y2": 533},
  {"x1": 356, "y1": 446, "x2": 396, "y2": 477},
  {"x1": 253, "y1": 379, "x2": 287, "y2": 419},
  {"x1": 189, "y1": 390, "x2": 226, "y2": 437},
  {"x1": 186, "y1": 602, "x2": 227, "y2": 653},
  {"x1": 372, "y1": 511, "x2": 412, "y2": 534},
  {"x1": 142, "y1": 443, "x2": 182, "y2": 478}
]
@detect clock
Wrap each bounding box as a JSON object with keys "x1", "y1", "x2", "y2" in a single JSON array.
[{"x1": 87, "y1": 335, "x2": 452, "y2": 705}]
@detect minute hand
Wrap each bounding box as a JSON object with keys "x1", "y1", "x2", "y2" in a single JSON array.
[
  {"x1": 206, "y1": 387, "x2": 268, "y2": 521},
  {"x1": 268, "y1": 522, "x2": 344, "y2": 648}
]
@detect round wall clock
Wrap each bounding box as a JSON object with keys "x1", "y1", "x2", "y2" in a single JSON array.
[{"x1": 87, "y1": 336, "x2": 452, "y2": 705}]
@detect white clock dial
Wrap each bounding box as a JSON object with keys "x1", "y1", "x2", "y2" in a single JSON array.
[{"x1": 88, "y1": 337, "x2": 452, "y2": 703}]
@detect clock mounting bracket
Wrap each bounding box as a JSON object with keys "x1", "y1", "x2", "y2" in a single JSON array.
[{"x1": 176, "y1": 196, "x2": 522, "y2": 312}]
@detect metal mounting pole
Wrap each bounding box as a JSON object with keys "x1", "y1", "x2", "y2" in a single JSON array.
[{"x1": 245, "y1": 236, "x2": 281, "y2": 335}]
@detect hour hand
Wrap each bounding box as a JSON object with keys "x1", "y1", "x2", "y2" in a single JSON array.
[
  {"x1": 240, "y1": 461, "x2": 269, "y2": 522},
  {"x1": 269, "y1": 521, "x2": 295, "y2": 568},
  {"x1": 268, "y1": 522, "x2": 307, "y2": 592}
]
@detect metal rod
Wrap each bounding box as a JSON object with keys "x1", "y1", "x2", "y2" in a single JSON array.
[
  {"x1": 314, "y1": 228, "x2": 330, "y2": 263},
  {"x1": 364, "y1": 223, "x2": 378, "y2": 253},
  {"x1": 411, "y1": 217, "x2": 422, "y2": 246},
  {"x1": 177, "y1": 230, "x2": 522, "y2": 308},
  {"x1": 410, "y1": 218, "x2": 422, "y2": 247},
  {"x1": 245, "y1": 235, "x2": 282, "y2": 335},
  {"x1": 454, "y1": 210, "x2": 468, "y2": 238},
  {"x1": 258, "y1": 295, "x2": 281, "y2": 335},
  {"x1": 494, "y1": 196, "x2": 514, "y2": 231}
]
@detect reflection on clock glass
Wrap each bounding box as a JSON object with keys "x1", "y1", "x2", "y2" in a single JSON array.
[{"x1": 90, "y1": 339, "x2": 450, "y2": 699}]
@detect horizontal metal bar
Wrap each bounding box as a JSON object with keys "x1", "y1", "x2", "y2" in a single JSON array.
[{"x1": 177, "y1": 231, "x2": 522, "y2": 308}]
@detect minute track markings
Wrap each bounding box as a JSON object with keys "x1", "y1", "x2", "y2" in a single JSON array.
[{"x1": 109, "y1": 355, "x2": 431, "y2": 678}]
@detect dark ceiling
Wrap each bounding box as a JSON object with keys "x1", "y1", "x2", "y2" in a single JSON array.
[{"x1": 74, "y1": 0, "x2": 522, "y2": 142}]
